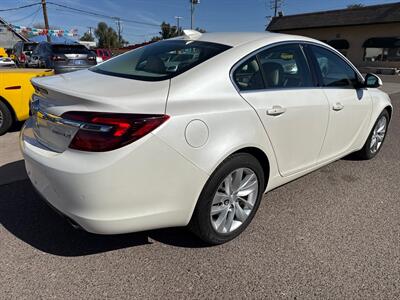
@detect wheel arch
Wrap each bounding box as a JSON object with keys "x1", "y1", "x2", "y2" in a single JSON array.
[
  {"x1": 0, "y1": 96, "x2": 16, "y2": 122},
  {"x1": 385, "y1": 105, "x2": 392, "y2": 120},
  {"x1": 231, "y1": 146, "x2": 270, "y2": 190}
]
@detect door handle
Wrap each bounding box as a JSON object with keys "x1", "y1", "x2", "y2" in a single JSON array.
[
  {"x1": 332, "y1": 102, "x2": 344, "y2": 111},
  {"x1": 267, "y1": 105, "x2": 286, "y2": 116}
]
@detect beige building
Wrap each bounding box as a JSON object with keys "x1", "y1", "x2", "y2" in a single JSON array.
[{"x1": 267, "y1": 2, "x2": 400, "y2": 74}]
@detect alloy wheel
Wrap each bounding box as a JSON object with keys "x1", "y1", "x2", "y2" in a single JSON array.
[
  {"x1": 210, "y1": 168, "x2": 258, "y2": 234},
  {"x1": 370, "y1": 116, "x2": 387, "y2": 154}
]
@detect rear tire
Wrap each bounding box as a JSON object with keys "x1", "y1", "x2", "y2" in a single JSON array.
[
  {"x1": 354, "y1": 110, "x2": 389, "y2": 160},
  {"x1": 0, "y1": 101, "x2": 13, "y2": 136},
  {"x1": 189, "y1": 153, "x2": 265, "y2": 245}
]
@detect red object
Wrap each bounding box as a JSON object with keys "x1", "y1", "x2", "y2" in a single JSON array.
[
  {"x1": 61, "y1": 111, "x2": 170, "y2": 152},
  {"x1": 19, "y1": 53, "x2": 26, "y2": 63},
  {"x1": 5, "y1": 86, "x2": 21, "y2": 90},
  {"x1": 95, "y1": 49, "x2": 112, "y2": 61}
]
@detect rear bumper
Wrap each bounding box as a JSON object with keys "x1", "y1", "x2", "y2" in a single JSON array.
[{"x1": 20, "y1": 119, "x2": 208, "y2": 234}]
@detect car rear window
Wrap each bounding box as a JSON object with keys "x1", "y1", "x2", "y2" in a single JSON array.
[
  {"x1": 90, "y1": 40, "x2": 231, "y2": 81},
  {"x1": 52, "y1": 45, "x2": 90, "y2": 54},
  {"x1": 23, "y1": 44, "x2": 37, "y2": 51}
]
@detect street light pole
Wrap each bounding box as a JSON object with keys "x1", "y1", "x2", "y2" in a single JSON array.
[
  {"x1": 175, "y1": 16, "x2": 183, "y2": 35},
  {"x1": 190, "y1": 1, "x2": 194, "y2": 29},
  {"x1": 190, "y1": 0, "x2": 200, "y2": 30}
]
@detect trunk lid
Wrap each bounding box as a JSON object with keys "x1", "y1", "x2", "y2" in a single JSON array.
[{"x1": 30, "y1": 69, "x2": 170, "y2": 152}]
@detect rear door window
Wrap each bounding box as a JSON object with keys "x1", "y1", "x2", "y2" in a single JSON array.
[
  {"x1": 257, "y1": 44, "x2": 314, "y2": 89},
  {"x1": 233, "y1": 57, "x2": 264, "y2": 91}
]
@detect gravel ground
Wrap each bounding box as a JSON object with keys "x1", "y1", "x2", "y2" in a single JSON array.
[{"x1": 0, "y1": 80, "x2": 399, "y2": 299}]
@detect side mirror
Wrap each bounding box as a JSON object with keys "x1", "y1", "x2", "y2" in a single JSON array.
[{"x1": 364, "y1": 73, "x2": 382, "y2": 88}]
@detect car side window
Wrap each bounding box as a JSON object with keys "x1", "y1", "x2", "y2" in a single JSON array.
[
  {"x1": 310, "y1": 45, "x2": 359, "y2": 88},
  {"x1": 257, "y1": 44, "x2": 313, "y2": 89},
  {"x1": 233, "y1": 57, "x2": 264, "y2": 91}
]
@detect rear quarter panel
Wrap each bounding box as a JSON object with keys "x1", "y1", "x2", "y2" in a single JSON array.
[{"x1": 157, "y1": 44, "x2": 282, "y2": 191}]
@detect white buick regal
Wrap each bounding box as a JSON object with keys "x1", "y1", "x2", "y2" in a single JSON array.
[{"x1": 21, "y1": 31, "x2": 392, "y2": 244}]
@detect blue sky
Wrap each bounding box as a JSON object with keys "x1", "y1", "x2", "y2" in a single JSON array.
[{"x1": 2, "y1": 0, "x2": 399, "y2": 44}]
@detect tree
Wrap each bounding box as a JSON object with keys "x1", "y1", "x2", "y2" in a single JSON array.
[
  {"x1": 95, "y1": 22, "x2": 120, "y2": 48},
  {"x1": 80, "y1": 31, "x2": 94, "y2": 42},
  {"x1": 346, "y1": 3, "x2": 365, "y2": 8},
  {"x1": 195, "y1": 27, "x2": 206, "y2": 33},
  {"x1": 160, "y1": 22, "x2": 179, "y2": 39},
  {"x1": 151, "y1": 21, "x2": 207, "y2": 41}
]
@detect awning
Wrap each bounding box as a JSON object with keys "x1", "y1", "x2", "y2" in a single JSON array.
[
  {"x1": 327, "y1": 39, "x2": 349, "y2": 49},
  {"x1": 363, "y1": 37, "x2": 400, "y2": 48}
]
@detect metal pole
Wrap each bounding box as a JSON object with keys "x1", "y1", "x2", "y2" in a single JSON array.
[
  {"x1": 190, "y1": 1, "x2": 194, "y2": 29},
  {"x1": 175, "y1": 16, "x2": 182, "y2": 35},
  {"x1": 115, "y1": 17, "x2": 122, "y2": 46},
  {"x1": 41, "y1": 0, "x2": 51, "y2": 42}
]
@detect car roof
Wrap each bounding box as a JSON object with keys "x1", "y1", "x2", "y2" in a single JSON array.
[{"x1": 174, "y1": 31, "x2": 323, "y2": 47}]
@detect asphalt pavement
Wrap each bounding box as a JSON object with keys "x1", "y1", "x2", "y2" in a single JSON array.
[{"x1": 0, "y1": 78, "x2": 399, "y2": 299}]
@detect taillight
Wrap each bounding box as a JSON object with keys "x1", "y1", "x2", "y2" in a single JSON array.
[
  {"x1": 19, "y1": 53, "x2": 26, "y2": 62},
  {"x1": 52, "y1": 55, "x2": 65, "y2": 61},
  {"x1": 61, "y1": 112, "x2": 169, "y2": 152}
]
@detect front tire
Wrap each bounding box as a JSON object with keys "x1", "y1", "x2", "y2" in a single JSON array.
[
  {"x1": 0, "y1": 101, "x2": 13, "y2": 136},
  {"x1": 355, "y1": 110, "x2": 390, "y2": 160},
  {"x1": 189, "y1": 153, "x2": 265, "y2": 245}
]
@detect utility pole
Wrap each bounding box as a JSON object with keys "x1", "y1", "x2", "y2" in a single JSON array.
[
  {"x1": 270, "y1": 0, "x2": 283, "y2": 17},
  {"x1": 41, "y1": 0, "x2": 51, "y2": 42},
  {"x1": 174, "y1": 16, "x2": 183, "y2": 35},
  {"x1": 115, "y1": 17, "x2": 122, "y2": 46},
  {"x1": 87, "y1": 26, "x2": 94, "y2": 40},
  {"x1": 190, "y1": 0, "x2": 200, "y2": 30}
]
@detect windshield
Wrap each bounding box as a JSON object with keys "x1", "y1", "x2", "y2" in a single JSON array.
[
  {"x1": 90, "y1": 40, "x2": 231, "y2": 81},
  {"x1": 23, "y1": 44, "x2": 37, "y2": 51}
]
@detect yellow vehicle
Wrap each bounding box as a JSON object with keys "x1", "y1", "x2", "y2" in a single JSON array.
[
  {"x1": 0, "y1": 68, "x2": 54, "y2": 135},
  {"x1": 0, "y1": 48, "x2": 8, "y2": 58}
]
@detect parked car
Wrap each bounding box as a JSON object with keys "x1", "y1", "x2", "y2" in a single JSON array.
[
  {"x1": 31, "y1": 42, "x2": 97, "y2": 73},
  {"x1": 12, "y1": 41, "x2": 38, "y2": 67},
  {"x1": 0, "y1": 68, "x2": 54, "y2": 135},
  {"x1": 21, "y1": 31, "x2": 392, "y2": 244},
  {"x1": 0, "y1": 57, "x2": 16, "y2": 68}
]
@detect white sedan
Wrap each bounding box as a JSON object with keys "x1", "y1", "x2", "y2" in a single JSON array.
[{"x1": 20, "y1": 31, "x2": 392, "y2": 244}]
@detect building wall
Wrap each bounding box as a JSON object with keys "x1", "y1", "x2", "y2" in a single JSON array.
[{"x1": 277, "y1": 23, "x2": 400, "y2": 71}]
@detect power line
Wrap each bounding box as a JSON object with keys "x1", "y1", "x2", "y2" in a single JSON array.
[
  {"x1": 8, "y1": 7, "x2": 41, "y2": 23},
  {"x1": 46, "y1": 1, "x2": 160, "y2": 27},
  {"x1": 0, "y1": 2, "x2": 41, "y2": 12}
]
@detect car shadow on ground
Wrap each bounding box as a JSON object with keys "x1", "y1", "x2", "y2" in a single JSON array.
[
  {"x1": 8, "y1": 121, "x2": 24, "y2": 133},
  {"x1": 0, "y1": 160, "x2": 208, "y2": 257}
]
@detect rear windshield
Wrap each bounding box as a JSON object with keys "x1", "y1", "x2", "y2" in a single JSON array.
[
  {"x1": 52, "y1": 45, "x2": 90, "y2": 54},
  {"x1": 90, "y1": 40, "x2": 231, "y2": 81},
  {"x1": 23, "y1": 44, "x2": 37, "y2": 51}
]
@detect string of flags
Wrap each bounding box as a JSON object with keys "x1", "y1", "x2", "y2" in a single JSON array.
[{"x1": 11, "y1": 24, "x2": 78, "y2": 37}]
